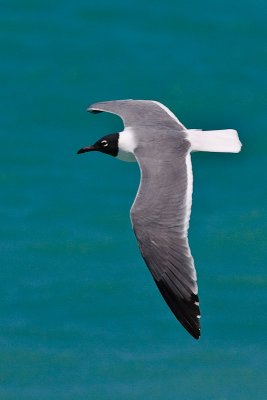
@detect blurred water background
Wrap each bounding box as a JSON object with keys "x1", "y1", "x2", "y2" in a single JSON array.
[{"x1": 1, "y1": 1, "x2": 267, "y2": 399}]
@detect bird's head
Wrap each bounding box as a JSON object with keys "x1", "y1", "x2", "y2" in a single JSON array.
[{"x1": 77, "y1": 133, "x2": 119, "y2": 157}]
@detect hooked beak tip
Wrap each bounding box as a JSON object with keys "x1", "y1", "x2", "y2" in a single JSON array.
[{"x1": 77, "y1": 146, "x2": 95, "y2": 154}]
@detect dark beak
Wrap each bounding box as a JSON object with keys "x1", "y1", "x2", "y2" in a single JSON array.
[{"x1": 77, "y1": 145, "x2": 96, "y2": 154}]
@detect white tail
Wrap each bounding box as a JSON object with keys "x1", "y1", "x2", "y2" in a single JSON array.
[{"x1": 187, "y1": 129, "x2": 242, "y2": 153}]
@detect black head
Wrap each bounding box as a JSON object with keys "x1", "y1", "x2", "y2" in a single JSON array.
[{"x1": 77, "y1": 133, "x2": 119, "y2": 157}]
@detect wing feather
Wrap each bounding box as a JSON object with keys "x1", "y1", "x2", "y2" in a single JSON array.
[
  {"x1": 88, "y1": 100, "x2": 186, "y2": 130},
  {"x1": 131, "y1": 134, "x2": 201, "y2": 339}
]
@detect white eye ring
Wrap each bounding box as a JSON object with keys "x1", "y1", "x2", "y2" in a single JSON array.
[{"x1": 101, "y1": 140, "x2": 108, "y2": 147}]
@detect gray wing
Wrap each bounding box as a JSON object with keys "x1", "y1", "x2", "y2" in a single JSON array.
[
  {"x1": 131, "y1": 131, "x2": 200, "y2": 339},
  {"x1": 88, "y1": 99, "x2": 186, "y2": 130}
]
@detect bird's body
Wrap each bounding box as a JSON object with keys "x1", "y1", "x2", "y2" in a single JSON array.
[{"x1": 77, "y1": 99, "x2": 242, "y2": 339}]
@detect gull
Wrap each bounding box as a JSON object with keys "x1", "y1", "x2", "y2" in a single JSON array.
[{"x1": 77, "y1": 99, "x2": 242, "y2": 339}]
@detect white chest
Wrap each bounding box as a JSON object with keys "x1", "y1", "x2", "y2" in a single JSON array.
[{"x1": 117, "y1": 128, "x2": 137, "y2": 162}]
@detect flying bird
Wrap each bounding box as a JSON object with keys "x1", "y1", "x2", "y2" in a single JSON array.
[{"x1": 77, "y1": 100, "x2": 242, "y2": 339}]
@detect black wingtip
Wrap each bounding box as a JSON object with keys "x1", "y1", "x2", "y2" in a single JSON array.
[
  {"x1": 155, "y1": 279, "x2": 201, "y2": 340},
  {"x1": 191, "y1": 327, "x2": 201, "y2": 340},
  {"x1": 87, "y1": 108, "x2": 103, "y2": 114}
]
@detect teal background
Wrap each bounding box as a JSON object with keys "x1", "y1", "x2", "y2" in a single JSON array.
[{"x1": 1, "y1": 1, "x2": 267, "y2": 399}]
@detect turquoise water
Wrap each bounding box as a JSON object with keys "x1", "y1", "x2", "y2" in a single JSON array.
[{"x1": 1, "y1": 1, "x2": 267, "y2": 399}]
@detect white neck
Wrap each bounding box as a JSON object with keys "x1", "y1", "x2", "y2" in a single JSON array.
[{"x1": 117, "y1": 128, "x2": 137, "y2": 162}]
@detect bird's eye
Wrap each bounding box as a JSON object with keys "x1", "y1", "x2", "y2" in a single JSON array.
[{"x1": 101, "y1": 140, "x2": 108, "y2": 147}]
